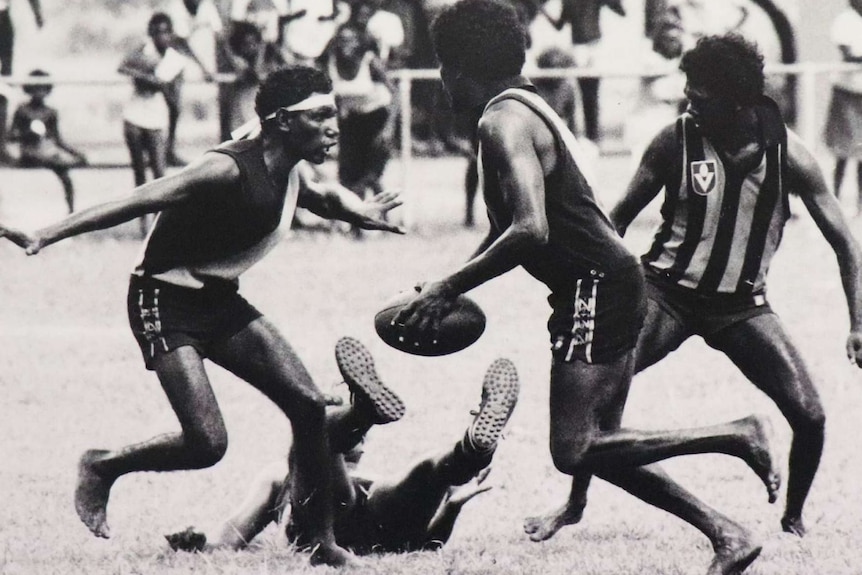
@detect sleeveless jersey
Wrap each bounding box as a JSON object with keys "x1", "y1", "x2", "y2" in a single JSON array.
[
  {"x1": 643, "y1": 97, "x2": 789, "y2": 294},
  {"x1": 480, "y1": 87, "x2": 636, "y2": 292},
  {"x1": 132, "y1": 138, "x2": 300, "y2": 289}
]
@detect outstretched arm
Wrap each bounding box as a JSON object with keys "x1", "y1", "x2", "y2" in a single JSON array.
[
  {"x1": 166, "y1": 460, "x2": 288, "y2": 552},
  {"x1": 296, "y1": 164, "x2": 404, "y2": 233},
  {"x1": 0, "y1": 152, "x2": 239, "y2": 254},
  {"x1": 786, "y1": 129, "x2": 862, "y2": 365},
  {"x1": 609, "y1": 124, "x2": 675, "y2": 236},
  {"x1": 423, "y1": 468, "x2": 493, "y2": 549}
]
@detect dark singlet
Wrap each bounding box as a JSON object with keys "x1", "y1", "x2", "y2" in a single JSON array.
[
  {"x1": 132, "y1": 138, "x2": 300, "y2": 289},
  {"x1": 479, "y1": 86, "x2": 637, "y2": 293}
]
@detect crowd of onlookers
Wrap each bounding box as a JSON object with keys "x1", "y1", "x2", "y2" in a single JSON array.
[{"x1": 7, "y1": 0, "x2": 862, "y2": 221}]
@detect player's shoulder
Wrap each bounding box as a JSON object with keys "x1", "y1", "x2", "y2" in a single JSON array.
[{"x1": 478, "y1": 99, "x2": 546, "y2": 150}]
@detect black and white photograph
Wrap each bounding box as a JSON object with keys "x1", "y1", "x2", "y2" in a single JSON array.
[{"x1": 1, "y1": 1, "x2": 861, "y2": 573}]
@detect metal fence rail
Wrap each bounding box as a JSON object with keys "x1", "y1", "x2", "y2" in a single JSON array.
[{"x1": 4, "y1": 61, "x2": 860, "y2": 227}]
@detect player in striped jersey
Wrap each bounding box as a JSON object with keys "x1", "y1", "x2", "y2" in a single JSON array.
[
  {"x1": 0, "y1": 65, "x2": 404, "y2": 567},
  {"x1": 397, "y1": 3, "x2": 782, "y2": 573},
  {"x1": 527, "y1": 34, "x2": 862, "y2": 543}
]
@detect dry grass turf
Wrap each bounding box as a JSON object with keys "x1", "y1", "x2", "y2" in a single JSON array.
[{"x1": 1, "y1": 156, "x2": 861, "y2": 574}]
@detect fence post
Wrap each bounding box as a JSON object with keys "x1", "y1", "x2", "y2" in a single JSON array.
[
  {"x1": 398, "y1": 72, "x2": 414, "y2": 230},
  {"x1": 797, "y1": 64, "x2": 819, "y2": 151}
]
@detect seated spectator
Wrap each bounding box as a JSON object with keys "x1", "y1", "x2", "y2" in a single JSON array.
[{"x1": 10, "y1": 70, "x2": 87, "y2": 214}]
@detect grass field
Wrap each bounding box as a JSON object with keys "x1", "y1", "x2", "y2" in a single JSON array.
[{"x1": 1, "y1": 155, "x2": 861, "y2": 575}]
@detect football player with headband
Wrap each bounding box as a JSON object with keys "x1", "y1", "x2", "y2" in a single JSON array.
[{"x1": 0, "y1": 65, "x2": 403, "y2": 567}]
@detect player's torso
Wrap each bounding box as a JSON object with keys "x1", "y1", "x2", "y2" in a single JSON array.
[
  {"x1": 134, "y1": 139, "x2": 299, "y2": 288},
  {"x1": 644, "y1": 107, "x2": 789, "y2": 294},
  {"x1": 479, "y1": 87, "x2": 636, "y2": 291}
]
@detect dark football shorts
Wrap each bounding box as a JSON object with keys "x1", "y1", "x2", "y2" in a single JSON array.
[
  {"x1": 548, "y1": 264, "x2": 647, "y2": 365},
  {"x1": 127, "y1": 275, "x2": 262, "y2": 370},
  {"x1": 643, "y1": 268, "x2": 774, "y2": 337}
]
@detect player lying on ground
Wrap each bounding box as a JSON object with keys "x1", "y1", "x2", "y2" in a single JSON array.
[
  {"x1": 0, "y1": 65, "x2": 403, "y2": 567},
  {"x1": 524, "y1": 33, "x2": 862, "y2": 543},
  {"x1": 393, "y1": 3, "x2": 782, "y2": 574},
  {"x1": 165, "y1": 337, "x2": 520, "y2": 555}
]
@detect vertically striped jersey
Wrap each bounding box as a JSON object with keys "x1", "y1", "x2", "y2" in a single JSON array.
[
  {"x1": 643, "y1": 98, "x2": 790, "y2": 295},
  {"x1": 133, "y1": 138, "x2": 300, "y2": 289},
  {"x1": 480, "y1": 87, "x2": 637, "y2": 293}
]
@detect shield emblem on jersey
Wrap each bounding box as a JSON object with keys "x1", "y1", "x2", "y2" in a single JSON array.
[{"x1": 690, "y1": 160, "x2": 717, "y2": 196}]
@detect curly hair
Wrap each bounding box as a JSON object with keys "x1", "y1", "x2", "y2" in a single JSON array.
[
  {"x1": 147, "y1": 12, "x2": 173, "y2": 36},
  {"x1": 679, "y1": 34, "x2": 765, "y2": 106},
  {"x1": 432, "y1": 0, "x2": 526, "y2": 81},
  {"x1": 254, "y1": 66, "x2": 333, "y2": 120},
  {"x1": 228, "y1": 21, "x2": 262, "y2": 54}
]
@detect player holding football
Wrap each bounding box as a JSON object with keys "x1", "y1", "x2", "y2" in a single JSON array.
[
  {"x1": 395, "y1": 2, "x2": 783, "y2": 573},
  {"x1": 524, "y1": 34, "x2": 862, "y2": 542},
  {"x1": 0, "y1": 65, "x2": 403, "y2": 567},
  {"x1": 164, "y1": 337, "x2": 521, "y2": 556}
]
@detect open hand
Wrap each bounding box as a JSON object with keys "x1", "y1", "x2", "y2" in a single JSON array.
[
  {"x1": 355, "y1": 190, "x2": 405, "y2": 234},
  {"x1": 392, "y1": 281, "x2": 458, "y2": 344},
  {"x1": 0, "y1": 224, "x2": 42, "y2": 254},
  {"x1": 446, "y1": 467, "x2": 494, "y2": 507}
]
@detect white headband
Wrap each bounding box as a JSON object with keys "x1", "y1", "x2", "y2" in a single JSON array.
[{"x1": 231, "y1": 93, "x2": 337, "y2": 140}]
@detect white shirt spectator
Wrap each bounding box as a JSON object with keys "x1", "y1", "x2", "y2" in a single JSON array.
[
  {"x1": 281, "y1": 0, "x2": 348, "y2": 62},
  {"x1": 367, "y1": 9, "x2": 404, "y2": 65},
  {"x1": 832, "y1": 7, "x2": 862, "y2": 93},
  {"x1": 164, "y1": 0, "x2": 223, "y2": 75},
  {"x1": 123, "y1": 42, "x2": 188, "y2": 131}
]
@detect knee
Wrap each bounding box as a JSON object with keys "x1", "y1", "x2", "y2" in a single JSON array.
[
  {"x1": 788, "y1": 407, "x2": 825, "y2": 438},
  {"x1": 186, "y1": 426, "x2": 229, "y2": 468},
  {"x1": 550, "y1": 439, "x2": 589, "y2": 476},
  {"x1": 288, "y1": 388, "x2": 328, "y2": 429}
]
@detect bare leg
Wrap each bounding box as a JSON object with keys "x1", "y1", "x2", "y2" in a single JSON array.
[
  {"x1": 75, "y1": 346, "x2": 229, "y2": 539},
  {"x1": 548, "y1": 356, "x2": 779, "y2": 501},
  {"x1": 53, "y1": 167, "x2": 74, "y2": 213},
  {"x1": 706, "y1": 314, "x2": 825, "y2": 536},
  {"x1": 543, "y1": 353, "x2": 764, "y2": 573},
  {"x1": 207, "y1": 318, "x2": 353, "y2": 566}
]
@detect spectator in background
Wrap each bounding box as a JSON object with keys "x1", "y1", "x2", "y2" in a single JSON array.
[
  {"x1": 229, "y1": 0, "x2": 287, "y2": 46},
  {"x1": 824, "y1": 0, "x2": 862, "y2": 214},
  {"x1": 534, "y1": 47, "x2": 578, "y2": 135},
  {"x1": 323, "y1": 23, "x2": 395, "y2": 205},
  {"x1": 280, "y1": 0, "x2": 348, "y2": 66},
  {"x1": 537, "y1": 0, "x2": 627, "y2": 146},
  {"x1": 352, "y1": 0, "x2": 405, "y2": 67},
  {"x1": 218, "y1": 21, "x2": 284, "y2": 141},
  {"x1": 162, "y1": 0, "x2": 223, "y2": 166},
  {"x1": 119, "y1": 12, "x2": 188, "y2": 234},
  {"x1": 9, "y1": 70, "x2": 87, "y2": 214},
  {"x1": 0, "y1": 0, "x2": 44, "y2": 165}
]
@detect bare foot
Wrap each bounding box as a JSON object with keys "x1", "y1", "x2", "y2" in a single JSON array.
[
  {"x1": 706, "y1": 527, "x2": 762, "y2": 575},
  {"x1": 309, "y1": 541, "x2": 360, "y2": 567},
  {"x1": 523, "y1": 501, "x2": 584, "y2": 542},
  {"x1": 737, "y1": 415, "x2": 781, "y2": 504},
  {"x1": 781, "y1": 515, "x2": 806, "y2": 537},
  {"x1": 74, "y1": 449, "x2": 114, "y2": 539}
]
